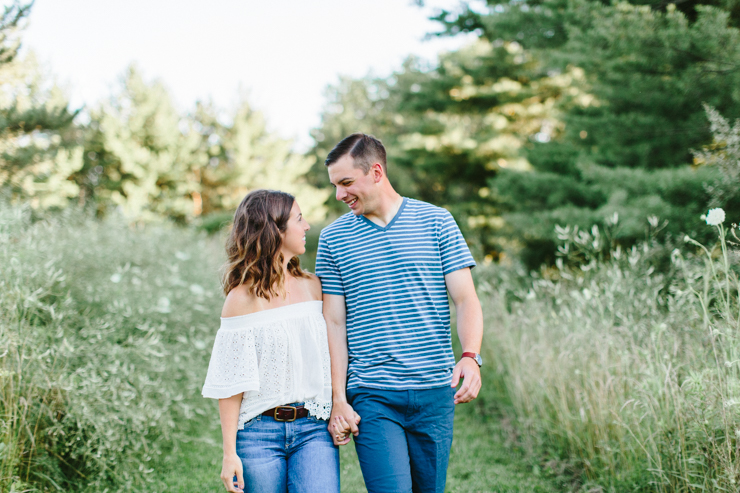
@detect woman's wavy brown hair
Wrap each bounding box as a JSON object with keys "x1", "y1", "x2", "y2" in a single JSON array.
[{"x1": 222, "y1": 189, "x2": 309, "y2": 298}]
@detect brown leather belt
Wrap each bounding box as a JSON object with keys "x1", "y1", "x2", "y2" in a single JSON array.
[{"x1": 262, "y1": 405, "x2": 309, "y2": 422}]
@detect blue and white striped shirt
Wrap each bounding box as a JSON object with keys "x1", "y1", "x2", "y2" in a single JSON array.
[{"x1": 315, "y1": 197, "x2": 476, "y2": 390}]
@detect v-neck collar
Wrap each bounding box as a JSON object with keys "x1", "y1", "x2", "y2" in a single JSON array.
[{"x1": 358, "y1": 197, "x2": 408, "y2": 232}]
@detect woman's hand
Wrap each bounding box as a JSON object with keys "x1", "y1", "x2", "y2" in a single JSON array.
[
  {"x1": 220, "y1": 453, "x2": 244, "y2": 492},
  {"x1": 331, "y1": 414, "x2": 356, "y2": 445}
]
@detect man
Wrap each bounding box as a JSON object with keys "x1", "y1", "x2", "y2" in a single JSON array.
[{"x1": 315, "y1": 133, "x2": 483, "y2": 493}]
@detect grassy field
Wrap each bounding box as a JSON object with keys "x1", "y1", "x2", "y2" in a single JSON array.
[
  {"x1": 5, "y1": 204, "x2": 740, "y2": 492},
  {"x1": 153, "y1": 395, "x2": 559, "y2": 493}
]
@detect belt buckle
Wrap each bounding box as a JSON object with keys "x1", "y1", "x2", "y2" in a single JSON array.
[{"x1": 273, "y1": 405, "x2": 297, "y2": 422}]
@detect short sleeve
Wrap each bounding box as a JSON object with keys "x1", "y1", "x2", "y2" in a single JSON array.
[
  {"x1": 201, "y1": 324, "x2": 260, "y2": 399},
  {"x1": 315, "y1": 233, "x2": 345, "y2": 295},
  {"x1": 439, "y1": 211, "x2": 476, "y2": 275}
]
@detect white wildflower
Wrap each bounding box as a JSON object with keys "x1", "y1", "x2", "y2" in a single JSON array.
[
  {"x1": 156, "y1": 297, "x2": 171, "y2": 313},
  {"x1": 110, "y1": 273, "x2": 122, "y2": 283},
  {"x1": 705, "y1": 208, "x2": 725, "y2": 226}
]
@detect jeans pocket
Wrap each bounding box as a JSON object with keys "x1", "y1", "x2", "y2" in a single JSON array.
[{"x1": 239, "y1": 415, "x2": 261, "y2": 431}]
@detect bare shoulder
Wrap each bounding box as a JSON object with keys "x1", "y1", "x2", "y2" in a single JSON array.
[
  {"x1": 221, "y1": 284, "x2": 261, "y2": 317},
  {"x1": 302, "y1": 272, "x2": 323, "y2": 301}
]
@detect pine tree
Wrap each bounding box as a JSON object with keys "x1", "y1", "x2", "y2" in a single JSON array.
[
  {"x1": 0, "y1": 3, "x2": 82, "y2": 209},
  {"x1": 427, "y1": 0, "x2": 740, "y2": 266},
  {"x1": 81, "y1": 67, "x2": 328, "y2": 223},
  {"x1": 79, "y1": 65, "x2": 201, "y2": 221},
  {"x1": 310, "y1": 41, "x2": 578, "y2": 257},
  {"x1": 194, "y1": 97, "x2": 328, "y2": 223}
]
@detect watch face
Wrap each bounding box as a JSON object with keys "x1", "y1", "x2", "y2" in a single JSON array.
[{"x1": 474, "y1": 354, "x2": 483, "y2": 366}]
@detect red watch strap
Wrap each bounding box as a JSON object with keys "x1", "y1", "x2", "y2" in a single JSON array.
[{"x1": 461, "y1": 352, "x2": 477, "y2": 359}]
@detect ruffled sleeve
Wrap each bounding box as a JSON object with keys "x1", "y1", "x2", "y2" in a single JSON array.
[{"x1": 201, "y1": 318, "x2": 260, "y2": 399}]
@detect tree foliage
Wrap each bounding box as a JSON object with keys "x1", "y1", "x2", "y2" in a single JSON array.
[
  {"x1": 309, "y1": 40, "x2": 577, "y2": 254},
  {"x1": 311, "y1": 0, "x2": 740, "y2": 266},
  {"x1": 71, "y1": 66, "x2": 327, "y2": 224},
  {"x1": 0, "y1": 2, "x2": 82, "y2": 209}
]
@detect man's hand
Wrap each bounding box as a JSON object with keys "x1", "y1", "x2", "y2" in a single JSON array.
[
  {"x1": 328, "y1": 401, "x2": 360, "y2": 445},
  {"x1": 451, "y1": 357, "x2": 481, "y2": 404}
]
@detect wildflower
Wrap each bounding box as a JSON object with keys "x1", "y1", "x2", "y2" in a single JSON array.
[
  {"x1": 156, "y1": 297, "x2": 171, "y2": 313},
  {"x1": 705, "y1": 208, "x2": 725, "y2": 226}
]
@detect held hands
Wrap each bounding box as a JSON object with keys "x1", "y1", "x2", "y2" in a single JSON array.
[
  {"x1": 221, "y1": 453, "x2": 244, "y2": 493},
  {"x1": 451, "y1": 357, "x2": 482, "y2": 404},
  {"x1": 328, "y1": 401, "x2": 360, "y2": 446}
]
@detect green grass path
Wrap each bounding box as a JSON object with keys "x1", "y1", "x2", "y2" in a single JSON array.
[{"x1": 155, "y1": 402, "x2": 558, "y2": 493}]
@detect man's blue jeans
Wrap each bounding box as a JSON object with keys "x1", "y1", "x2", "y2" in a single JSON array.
[
  {"x1": 235, "y1": 411, "x2": 339, "y2": 493},
  {"x1": 347, "y1": 386, "x2": 456, "y2": 493}
]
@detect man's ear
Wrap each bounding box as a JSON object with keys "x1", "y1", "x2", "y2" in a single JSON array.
[{"x1": 371, "y1": 162, "x2": 384, "y2": 183}]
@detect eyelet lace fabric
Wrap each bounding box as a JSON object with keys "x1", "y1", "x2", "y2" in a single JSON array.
[{"x1": 202, "y1": 301, "x2": 332, "y2": 429}]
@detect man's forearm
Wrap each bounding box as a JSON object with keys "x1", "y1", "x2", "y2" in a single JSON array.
[
  {"x1": 326, "y1": 321, "x2": 349, "y2": 402},
  {"x1": 456, "y1": 298, "x2": 483, "y2": 353}
]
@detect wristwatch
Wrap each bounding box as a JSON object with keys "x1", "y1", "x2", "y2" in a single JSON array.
[{"x1": 461, "y1": 352, "x2": 483, "y2": 367}]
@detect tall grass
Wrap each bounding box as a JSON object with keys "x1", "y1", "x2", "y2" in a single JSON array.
[
  {"x1": 479, "y1": 217, "x2": 740, "y2": 491},
  {"x1": 0, "y1": 204, "x2": 223, "y2": 491},
  {"x1": 6, "y1": 198, "x2": 740, "y2": 492}
]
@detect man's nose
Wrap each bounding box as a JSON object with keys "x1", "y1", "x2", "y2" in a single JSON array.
[{"x1": 335, "y1": 187, "x2": 346, "y2": 201}]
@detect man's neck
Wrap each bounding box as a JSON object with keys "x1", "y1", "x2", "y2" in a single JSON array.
[{"x1": 364, "y1": 191, "x2": 403, "y2": 227}]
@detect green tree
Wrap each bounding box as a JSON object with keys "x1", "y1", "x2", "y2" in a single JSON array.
[
  {"x1": 79, "y1": 65, "x2": 201, "y2": 221},
  {"x1": 433, "y1": 0, "x2": 740, "y2": 168},
  {"x1": 427, "y1": 0, "x2": 740, "y2": 266},
  {"x1": 81, "y1": 67, "x2": 327, "y2": 224},
  {"x1": 310, "y1": 40, "x2": 579, "y2": 257},
  {"x1": 192, "y1": 98, "x2": 328, "y2": 223},
  {"x1": 0, "y1": 3, "x2": 82, "y2": 209}
]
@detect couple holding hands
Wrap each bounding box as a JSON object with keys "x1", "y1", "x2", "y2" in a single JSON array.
[{"x1": 202, "y1": 133, "x2": 483, "y2": 493}]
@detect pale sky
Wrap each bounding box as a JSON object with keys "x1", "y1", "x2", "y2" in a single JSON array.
[{"x1": 19, "y1": 0, "x2": 479, "y2": 150}]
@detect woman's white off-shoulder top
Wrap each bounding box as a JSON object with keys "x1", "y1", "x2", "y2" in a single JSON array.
[{"x1": 202, "y1": 300, "x2": 332, "y2": 429}]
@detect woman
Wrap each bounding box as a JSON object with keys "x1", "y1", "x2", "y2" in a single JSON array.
[{"x1": 202, "y1": 190, "x2": 351, "y2": 493}]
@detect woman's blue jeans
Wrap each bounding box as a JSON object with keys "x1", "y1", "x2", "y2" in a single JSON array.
[{"x1": 235, "y1": 410, "x2": 339, "y2": 493}]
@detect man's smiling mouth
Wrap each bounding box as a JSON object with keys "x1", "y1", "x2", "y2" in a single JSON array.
[{"x1": 347, "y1": 198, "x2": 358, "y2": 207}]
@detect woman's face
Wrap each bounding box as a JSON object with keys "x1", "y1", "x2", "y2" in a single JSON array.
[{"x1": 280, "y1": 200, "x2": 310, "y2": 258}]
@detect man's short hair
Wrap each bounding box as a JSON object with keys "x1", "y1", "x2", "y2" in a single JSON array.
[{"x1": 324, "y1": 133, "x2": 387, "y2": 174}]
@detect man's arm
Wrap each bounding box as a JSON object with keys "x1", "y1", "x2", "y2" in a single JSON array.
[
  {"x1": 445, "y1": 267, "x2": 483, "y2": 404},
  {"x1": 323, "y1": 293, "x2": 360, "y2": 444}
]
